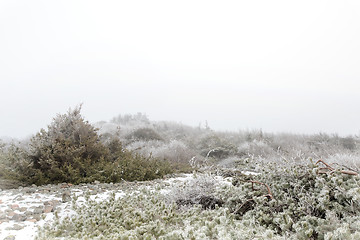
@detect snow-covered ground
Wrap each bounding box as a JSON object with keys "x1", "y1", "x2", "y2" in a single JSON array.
[
  {"x1": 0, "y1": 173, "x2": 237, "y2": 240},
  {"x1": 0, "y1": 183, "x2": 128, "y2": 240}
]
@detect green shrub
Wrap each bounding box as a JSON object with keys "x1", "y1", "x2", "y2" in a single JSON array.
[
  {"x1": 19, "y1": 106, "x2": 173, "y2": 185},
  {"x1": 27, "y1": 105, "x2": 109, "y2": 185},
  {"x1": 101, "y1": 138, "x2": 173, "y2": 182},
  {"x1": 126, "y1": 127, "x2": 164, "y2": 142}
]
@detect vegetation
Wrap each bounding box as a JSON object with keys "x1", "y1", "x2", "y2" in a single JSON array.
[
  {"x1": 1, "y1": 110, "x2": 360, "y2": 239},
  {"x1": 125, "y1": 127, "x2": 164, "y2": 142},
  {"x1": 36, "y1": 161, "x2": 360, "y2": 239},
  {"x1": 0, "y1": 107, "x2": 173, "y2": 187}
]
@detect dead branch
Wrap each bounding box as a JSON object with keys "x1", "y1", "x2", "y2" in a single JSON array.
[
  {"x1": 249, "y1": 180, "x2": 273, "y2": 199},
  {"x1": 316, "y1": 159, "x2": 358, "y2": 176}
]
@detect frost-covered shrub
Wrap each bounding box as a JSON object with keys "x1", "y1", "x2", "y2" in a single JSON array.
[
  {"x1": 340, "y1": 136, "x2": 357, "y2": 150},
  {"x1": 104, "y1": 138, "x2": 173, "y2": 182},
  {"x1": 37, "y1": 185, "x2": 277, "y2": 240},
  {"x1": 217, "y1": 156, "x2": 243, "y2": 169},
  {"x1": 125, "y1": 127, "x2": 164, "y2": 142},
  {"x1": 226, "y1": 161, "x2": 360, "y2": 239},
  {"x1": 111, "y1": 112, "x2": 150, "y2": 125},
  {"x1": 151, "y1": 140, "x2": 195, "y2": 163},
  {"x1": 325, "y1": 153, "x2": 360, "y2": 173},
  {"x1": 237, "y1": 139, "x2": 275, "y2": 159},
  {"x1": 166, "y1": 173, "x2": 222, "y2": 210},
  {"x1": 196, "y1": 134, "x2": 238, "y2": 161},
  {"x1": 98, "y1": 112, "x2": 360, "y2": 170},
  {"x1": 35, "y1": 160, "x2": 360, "y2": 240},
  {"x1": 0, "y1": 142, "x2": 34, "y2": 187},
  {"x1": 27, "y1": 106, "x2": 110, "y2": 184},
  {"x1": 126, "y1": 140, "x2": 196, "y2": 172},
  {"x1": 1, "y1": 107, "x2": 173, "y2": 186}
]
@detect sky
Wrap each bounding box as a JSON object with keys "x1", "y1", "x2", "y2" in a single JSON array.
[{"x1": 1, "y1": 0, "x2": 360, "y2": 139}]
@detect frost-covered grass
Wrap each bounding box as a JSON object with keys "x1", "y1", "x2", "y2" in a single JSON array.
[{"x1": 35, "y1": 161, "x2": 360, "y2": 240}]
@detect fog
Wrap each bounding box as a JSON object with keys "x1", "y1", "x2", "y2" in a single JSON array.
[{"x1": 1, "y1": 0, "x2": 360, "y2": 139}]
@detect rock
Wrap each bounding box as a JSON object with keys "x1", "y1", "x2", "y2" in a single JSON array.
[
  {"x1": 25, "y1": 187, "x2": 36, "y2": 194},
  {"x1": 26, "y1": 218, "x2": 37, "y2": 223},
  {"x1": 12, "y1": 213, "x2": 27, "y2": 222},
  {"x1": 51, "y1": 200, "x2": 60, "y2": 208},
  {"x1": 60, "y1": 183, "x2": 73, "y2": 188},
  {"x1": 94, "y1": 180, "x2": 100, "y2": 184},
  {"x1": 90, "y1": 189, "x2": 98, "y2": 195},
  {"x1": 44, "y1": 200, "x2": 60, "y2": 207},
  {"x1": 33, "y1": 206, "x2": 43, "y2": 214},
  {"x1": 3, "y1": 235, "x2": 15, "y2": 240},
  {"x1": 10, "y1": 204, "x2": 19, "y2": 210},
  {"x1": 43, "y1": 188, "x2": 51, "y2": 193},
  {"x1": 7, "y1": 211, "x2": 16, "y2": 217},
  {"x1": 6, "y1": 224, "x2": 24, "y2": 230},
  {"x1": 44, "y1": 205, "x2": 53, "y2": 213},
  {"x1": 33, "y1": 214, "x2": 41, "y2": 221},
  {"x1": 0, "y1": 212, "x2": 7, "y2": 219},
  {"x1": 19, "y1": 207, "x2": 27, "y2": 212},
  {"x1": 0, "y1": 199, "x2": 3, "y2": 204},
  {"x1": 62, "y1": 191, "x2": 71, "y2": 202},
  {"x1": 25, "y1": 211, "x2": 33, "y2": 216}
]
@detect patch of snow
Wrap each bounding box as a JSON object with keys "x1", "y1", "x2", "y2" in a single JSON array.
[{"x1": 242, "y1": 171, "x2": 261, "y2": 176}]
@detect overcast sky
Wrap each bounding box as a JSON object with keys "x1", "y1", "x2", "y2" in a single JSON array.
[{"x1": 1, "y1": 0, "x2": 360, "y2": 139}]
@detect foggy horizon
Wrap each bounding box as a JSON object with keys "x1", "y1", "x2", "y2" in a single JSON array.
[
  {"x1": 1, "y1": 108, "x2": 359, "y2": 140},
  {"x1": 1, "y1": 0, "x2": 360, "y2": 139}
]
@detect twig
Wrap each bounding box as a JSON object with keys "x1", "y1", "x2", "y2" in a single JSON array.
[
  {"x1": 249, "y1": 180, "x2": 273, "y2": 199},
  {"x1": 316, "y1": 159, "x2": 358, "y2": 176}
]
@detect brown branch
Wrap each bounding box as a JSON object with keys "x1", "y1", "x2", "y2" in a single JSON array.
[
  {"x1": 249, "y1": 180, "x2": 273, "y2": 199},
  {"x1": 316, "y1": 159, "x2": 334, "y2": 170},
  {"x1": 339, "y1": 170, "x2": 358, "y2": 175},
  {"x1": 316, "y1": 159, "x2": 358, "y2": 176}
]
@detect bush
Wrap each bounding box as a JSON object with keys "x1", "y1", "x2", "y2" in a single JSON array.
[
  {"x1": 103, "y1": 138, "x2": 173, "y2": 182},
  {"x1": 0, "y1": 142, "x2": 33, "y2": 187},
  {"x1": 126, "y1": 127, "x2": 164, "y2": 142},
  {"x1": 22, "y1": 106, "x2": 173, "y2": 185},
  {"x1": 27, "y1": 105, "x2": 109, "y2": 184},
  {"x1": 197, "y1": 134, "x2": 237, "y2": 161},
  {"x1": 127, "y1": 140, "x2": 196, "y2": 172},
  {"x1": 226, "y1": 161, "x2": 360, "y2": 239}
]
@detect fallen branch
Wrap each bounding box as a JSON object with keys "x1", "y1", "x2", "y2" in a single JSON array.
[
  {"x1": 233, "y1": 177, "x2": 274, "y2": 199},
  {"x1": 249, "y1": 180, "x2": 273, "y2": 199},
  {"x1": 316, "y1": 159, "x2": 358, "y2": 176}
]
